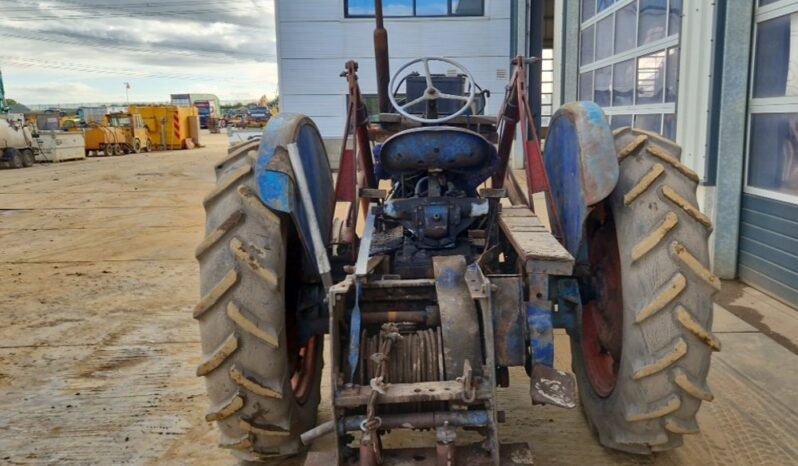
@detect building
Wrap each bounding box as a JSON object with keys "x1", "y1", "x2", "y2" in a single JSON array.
[
  {"x1": 275, "y1": 1, "x2": 797, "y2": 308},
  {"x1": 275, "y1": 1, "x2": 554, "y2": 142}
]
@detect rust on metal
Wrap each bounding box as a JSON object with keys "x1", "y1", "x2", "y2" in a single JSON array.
[
  {"x1": 530, "y1": 364, "x2": 576, "y2": 409},
  {"x1": 490, "y1": 276, "x2": 526, "y2": 367},
  {"x1": 433, "y1": 256, "x2": 483, "y2": 380},
  {"x1": 374, "y1": 0, "x2": 391, "y2": 113}
]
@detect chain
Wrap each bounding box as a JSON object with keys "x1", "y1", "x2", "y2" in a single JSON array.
[{"x1": 361, "y1": 323, "x2": 403, "y2": 461}]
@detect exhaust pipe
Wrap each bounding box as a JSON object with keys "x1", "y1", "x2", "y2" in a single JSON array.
[{"x1": 374, "y1": 0, "x2": 391, "y2": 113}]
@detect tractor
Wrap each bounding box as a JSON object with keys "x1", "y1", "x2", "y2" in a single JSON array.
[{"x1": 194, "y1": 5, "x2": 719, "y2": 465}]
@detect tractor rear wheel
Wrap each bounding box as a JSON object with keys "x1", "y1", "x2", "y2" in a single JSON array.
[
  {"x1": 572, "y1": 128, "x2": 720, "y2": 454},
  {"x1": 195, "y1": 139, "x2": 323, "y2": 462}
]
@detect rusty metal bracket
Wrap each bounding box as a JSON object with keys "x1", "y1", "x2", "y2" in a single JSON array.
[
  {"x1": 555, "y1": 278, "x2": 582, "y2": 331},
  {"x1": 530, "y1": 364, "x2": 576, "y2": 409},
  {"x1": 433, "y1": 256, "x2": 483, "y2": 380}
]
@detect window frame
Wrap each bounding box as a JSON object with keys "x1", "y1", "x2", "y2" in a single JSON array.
[
  {"x1": 577, "y1": 0, "x2": 679, "y2": 137},
  {"x1": 744, "y1": 1, "x2": 798, "y2": 205},
  {"x1": 344, "y1": 0, "x2": 485, "y2": 18}
]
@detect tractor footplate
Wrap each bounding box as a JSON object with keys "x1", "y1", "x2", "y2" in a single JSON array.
[
  {"x1": 530, "y1": 365, "x2": 576, "y2": 409},
  {"x1": 304, "y1": 442, "x2": 535, "y2": 466}
]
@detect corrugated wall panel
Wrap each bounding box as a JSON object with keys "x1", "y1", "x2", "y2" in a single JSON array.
[{"x1": 739, "y1": 193, "x2": 798, "y2": 306}]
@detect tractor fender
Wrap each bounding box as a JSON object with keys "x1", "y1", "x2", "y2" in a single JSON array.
[
  {"x1": 254, "y1": 114, "x2": 335, "y2": 277},
  {"x1": 544, "y1": 102, "x2": 618, "y2": 257}
]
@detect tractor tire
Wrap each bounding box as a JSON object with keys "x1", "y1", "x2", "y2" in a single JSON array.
[
  {"x1": 195, "y1": 139, "x2": 323, "y2": 462},
  {"x1": 145, "y1": 139, "x2": 153, "y2": 153},
  {"x1": 132, "y1": 138, "x2": 142, "y2": 154},
  {"x1": 572, "y1": 128, "x2": 720, "y2": 454},
  {"x1": 21, "y1": 149, "x2": 35, "y2": 167}
]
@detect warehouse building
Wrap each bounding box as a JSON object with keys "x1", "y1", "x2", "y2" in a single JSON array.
[{"x1": 275, "y1": 1, "x2": 797, "y2": 307}]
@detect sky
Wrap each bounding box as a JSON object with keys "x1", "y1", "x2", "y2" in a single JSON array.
[{"x1": 0, "y1": 0, "x2": 278, "y2": 106}]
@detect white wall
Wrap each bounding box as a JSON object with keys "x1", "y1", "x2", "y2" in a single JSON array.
[{"x1": 276, "y1": 0, "x2": 512, "y2": 137}]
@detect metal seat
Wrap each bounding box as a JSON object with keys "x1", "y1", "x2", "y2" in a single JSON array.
[{"x1": 377, "y1": 126, "x2": 499, "y2": 191}]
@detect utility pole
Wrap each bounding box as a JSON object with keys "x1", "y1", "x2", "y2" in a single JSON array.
[{"x1": 124, "y1": 82, "x2": 131, "y2": 106}]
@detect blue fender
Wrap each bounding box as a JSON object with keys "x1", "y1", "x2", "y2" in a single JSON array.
[
  {"x1": 253, "y1": 114, "x2": 335, "y2": 277},
  {"x1": 543, "y1": 102, "x2": 618, "y2": 257}
]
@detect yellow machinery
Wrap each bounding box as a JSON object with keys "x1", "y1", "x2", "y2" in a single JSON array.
[
  {"x1": 84, "y1": 112, "x2": 153, "y2": 156},
  {"x1": 128, "y1": 105, "x2": 199, "y2": 150},
  {"x1": 108, "y1": 112, "x2": 153, "y2": 153},
  {"x1": 84, "y1": 124, "x2": 128, "y2": 156},
  {"x1": 60, "y1": 116, "x2": 82, "y2": 131}
]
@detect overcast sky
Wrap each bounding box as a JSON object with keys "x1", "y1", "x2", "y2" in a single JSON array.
[{"x1": 0, "y1": 0, "x2": 277, "y2": 105}]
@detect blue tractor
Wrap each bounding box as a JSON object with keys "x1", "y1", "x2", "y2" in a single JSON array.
[{"x1": 194, "y1": 5, "x2": 719, "y2": 464}]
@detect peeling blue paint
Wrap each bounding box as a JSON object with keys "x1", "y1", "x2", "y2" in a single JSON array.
[
  {"x1": 527, "y1": 302, "x2": 554, "y2": 367},
  {"x1": 554, "y1": 279, "x2": 582, "y2": 330},
  {"x1": 544, "y1": 102, "x2": 618, "y2": 257},
  {"x1": 253, "y1": 114, "x2": 335, "y2": 276}
]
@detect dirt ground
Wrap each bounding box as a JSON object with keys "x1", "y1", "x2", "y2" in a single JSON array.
[{"x1": 1, "y1": 132, "x2": 796, "y2": 465}]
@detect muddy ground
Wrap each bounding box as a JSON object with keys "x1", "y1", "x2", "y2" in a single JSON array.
[{"x1": 0, "y1": 133, "x2": 796, "y2": 465}]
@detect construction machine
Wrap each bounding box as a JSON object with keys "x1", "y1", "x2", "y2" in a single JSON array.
[
  {"x1": 84, "y1": 124, "x2": 128, "y2": 157},
  {"x1": 85, "y1": 112, "x2": 152, "y2": 156},
  {"x1": 195, "y1": 3, "x2": 719, "y2": 464},
  {"x1": 0, "y1": 70, "x2": 38, "y2": 168},
  {"x1": 108, "y1": 112, "x2": 153, "y2": 153}
]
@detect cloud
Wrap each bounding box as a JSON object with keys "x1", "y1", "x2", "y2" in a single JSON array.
[{"x1": 0, "y1": 0, "x2": 278, "y2": 105}]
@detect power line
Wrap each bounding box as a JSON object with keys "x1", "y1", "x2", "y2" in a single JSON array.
[
  {"x1": 0, "y1": 0, "x2": 272, "y2": 13},
  {"x1": 0, "y1": 55, "x2": 264, "y2": 82},
  {"x1": 0, "y1": 0, "x2": 272, "y2": 29},
  {"x1": 0, "y1": 0, "x2": 268, "y2": 12},
  {"x1": 0, "y1": 10, "x2": 273, "y2": 22},
  {"x1": 0, "y1": 28, "x2": 276, "y2": 61}
]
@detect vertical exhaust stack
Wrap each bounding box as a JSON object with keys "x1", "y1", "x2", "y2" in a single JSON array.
[{"x1": 374, "y1": 0, "x2": 391, "y2": 113}]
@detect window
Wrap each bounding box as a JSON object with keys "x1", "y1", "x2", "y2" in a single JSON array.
[
  {"x1": 615, "y1": 2, "x2": 637, "y2": 54},
  {"x1": 594, "y1": 65, "x2": 612, "y2": 106},
  {"x1": 345, "y1": 0, "x2": 484, "y2": 17},
  {"x1": 579, "y1": 71, "x2": 594, "y2": 101},
  {"x1": 748, "y1": 113, "x2": 798, "y2": 197},
  {"x1": 636, "y1": 50, "x2": 665, "y2": 104},
  {"x1": 541, "y1": 48, "x2": 555, "y2": 127},
  {"x1": 578, "y1": 0, "x2": 681, "y2": 139},
  {"x1": 752, "y1": 14, "x2": 798, "y2": 98},
  {"x1": 638, "y1": 0, "x2": 667, "y2": 46},
  {"x1": 746, "y1": 5, "x2": 798, "y2": 202},
  {"x1": 613, "y1": 59, "x2": 635, "y2": 106},
  {"x1": 596, "y1": 15, "x2": 614, "y2": 60},
  {"x1": 610, "y1": 114, "x2": 633, "y2": 130},
  {"x1": 580, "y1": 25, "x2": 595, "y2": 66}
]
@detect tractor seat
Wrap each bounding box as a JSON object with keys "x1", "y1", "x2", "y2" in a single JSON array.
[{"x1": 376, "y1": 126, "x2": 498, "y2": 191}]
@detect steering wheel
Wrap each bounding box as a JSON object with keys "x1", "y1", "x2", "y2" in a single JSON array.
[{"x1": 388, "y1": 57, "x2": 477, "y2": 124}]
